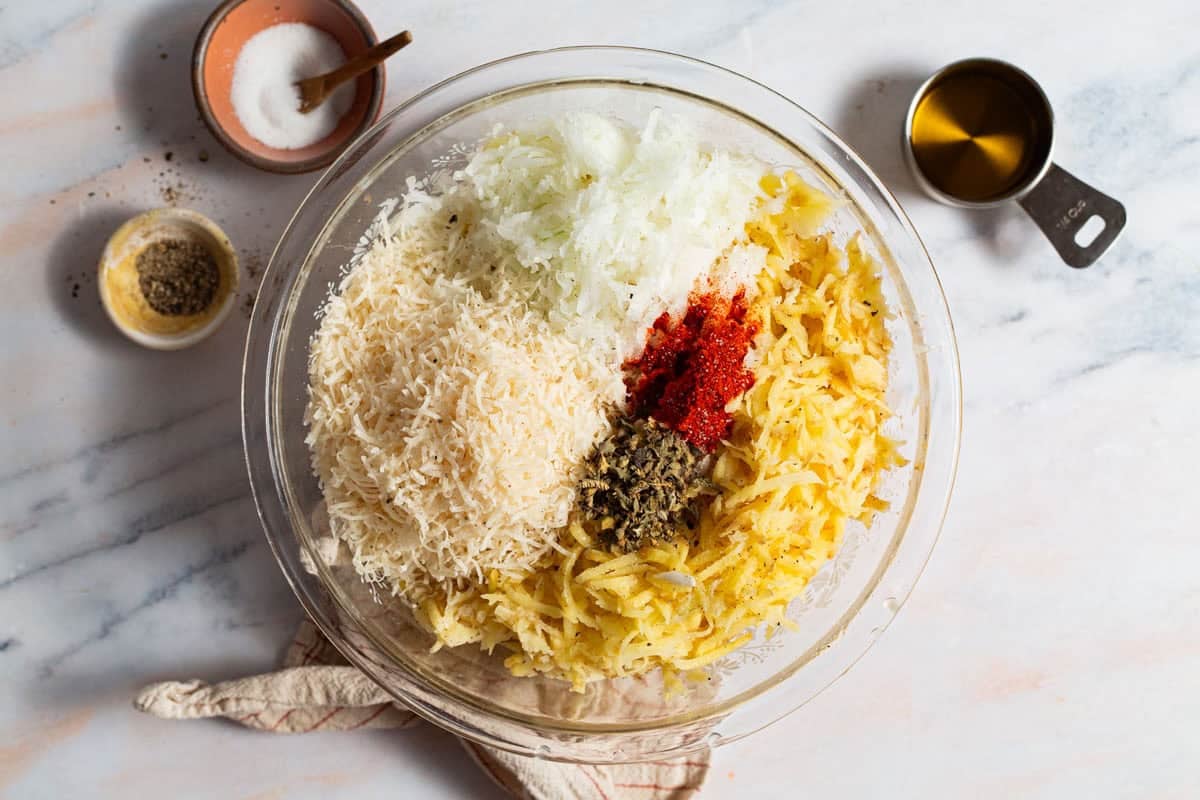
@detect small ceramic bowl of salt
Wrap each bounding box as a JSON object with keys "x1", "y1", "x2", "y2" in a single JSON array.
[{"x1": 193, "y1": 0, "x2": 384, "y2": 173}]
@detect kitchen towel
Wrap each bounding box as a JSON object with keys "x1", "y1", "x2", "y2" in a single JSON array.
[{"x1": 135, "y1": 620, "x2": 709, "y2": 799}]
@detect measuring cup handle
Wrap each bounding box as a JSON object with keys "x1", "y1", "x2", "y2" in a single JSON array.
[{"x1": 1017, "y1": 164, "x2": 1127, "y2": 268}]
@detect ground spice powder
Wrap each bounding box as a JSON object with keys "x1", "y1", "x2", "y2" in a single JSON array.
[
  {"x1": 136, "y1": 239, "x2": 219, "y2": 316},
  {"x1": 625, "y1": 290, "x2": 759, "y2": 452}
]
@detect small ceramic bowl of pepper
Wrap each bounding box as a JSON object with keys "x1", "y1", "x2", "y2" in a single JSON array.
[
  {"x1": 99, "y1": 208, "x2": 240, "y2": 350},
  {"x1": 193, "y1": 0, "x2": 384, "y2": 174}
]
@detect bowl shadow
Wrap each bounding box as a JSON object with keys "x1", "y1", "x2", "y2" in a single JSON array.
[
  {"x1": 112, "y1": 2, "x2": 255, "y2": 185},
  {"x1": 114, "y1": 3, "x2": 211, "y2": 148},
  {"x1": 45, "y1": 205, "x2": 138, "y2": 351},
  {"x1": 828, "y1": 64, "x2": 928, "y2": 206}
]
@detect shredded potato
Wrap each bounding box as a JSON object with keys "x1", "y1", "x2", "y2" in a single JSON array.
[{"x1": 410, "y1": 172, "x2": 903, "y2": 689}]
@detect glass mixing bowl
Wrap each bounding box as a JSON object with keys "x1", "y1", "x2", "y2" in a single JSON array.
[{"x1": 243, "y1": 47, "x2": 961, "y2": 763}]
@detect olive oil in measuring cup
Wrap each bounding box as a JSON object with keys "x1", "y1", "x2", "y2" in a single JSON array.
[
  {"x1": 909, "y1": 71, "x2": 1049, "y2": 202},
  {"x1": 904, "y1": 58, "x2": 1126, "y2": 267}
]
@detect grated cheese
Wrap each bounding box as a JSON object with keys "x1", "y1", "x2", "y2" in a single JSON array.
[{"x1": 305, "y1": 195, "x2": 623, "y2": 602}]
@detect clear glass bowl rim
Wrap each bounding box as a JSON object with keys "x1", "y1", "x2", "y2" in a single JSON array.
[{"x1": 242, "y1": 45, "x2": 962, "y2": 761}]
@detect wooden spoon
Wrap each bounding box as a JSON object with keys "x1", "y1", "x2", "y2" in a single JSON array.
[{"x1": 296, "y1": 30, "x2": 413, "y2": 114}]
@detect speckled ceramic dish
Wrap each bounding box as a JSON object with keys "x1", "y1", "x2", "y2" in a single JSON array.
[
  {"x1": 192, "y1": 0, "x2": 384, "y2": 174},
  {"x1": 99, "y1": 208, "x2": 239, "y2": 350}
]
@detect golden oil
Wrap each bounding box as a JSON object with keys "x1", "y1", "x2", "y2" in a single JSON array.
[{"x1": 909, "y1": 70, "x2": 1047, "y2": 202}]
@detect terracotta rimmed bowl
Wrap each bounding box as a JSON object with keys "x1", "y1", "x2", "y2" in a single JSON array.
[{"x1": 192, "y1": 0, "x2": 384, "y2": 174}]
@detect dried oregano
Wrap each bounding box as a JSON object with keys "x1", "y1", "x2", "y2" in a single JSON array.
[{"x1": 577, "y1": 417, "x2": 715, "y2": 553}]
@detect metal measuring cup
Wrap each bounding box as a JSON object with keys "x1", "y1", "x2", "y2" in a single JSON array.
[{"x1": 904, "y1": 58, "x2": 1126, "y2": 268}]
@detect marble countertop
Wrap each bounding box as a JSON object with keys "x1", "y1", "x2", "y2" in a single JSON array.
[{"x1": 2, "y1": 0, "x2": 1197, "y2": 797}]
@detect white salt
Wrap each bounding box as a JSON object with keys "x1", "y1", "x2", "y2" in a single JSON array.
[{"x1": 230, "y1": 23, "x2": 355, "y2": 150}]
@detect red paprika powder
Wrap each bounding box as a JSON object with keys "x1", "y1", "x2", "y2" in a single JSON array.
[{"x1": 625, "y1": 290, "x2": 759, "y2": 452}]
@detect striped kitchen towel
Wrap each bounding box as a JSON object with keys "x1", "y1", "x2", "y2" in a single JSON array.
[{"x1": 134, "y1": 620, "x2": 709, "y2": 800}]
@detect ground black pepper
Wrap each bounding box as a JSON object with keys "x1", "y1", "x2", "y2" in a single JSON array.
[{"x1": 135, "y1": 239, "x2": 219, "y2": 316}]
